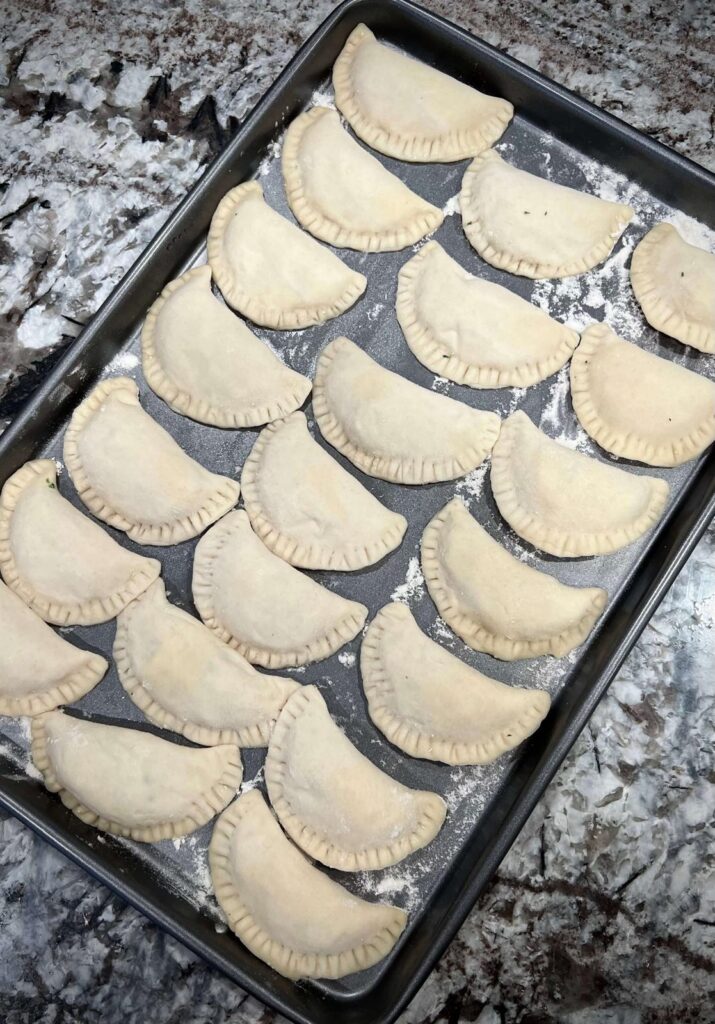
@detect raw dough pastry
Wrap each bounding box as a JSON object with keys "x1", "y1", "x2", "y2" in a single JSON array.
[
  {"x1": 265, "y1": 685, "x2": 446, "y2": 870},
  {"x1": 64, "y1": 377, "x2": 239, "y2": 545},
  {"x1": 114, "y1": 579, "x2": 298, "y2": 747},
  {"x1": 209, "y1": 790, "x2": 407, "y2": 979},
  {"x1": 421, "y1": 499, "x2": 607, "y2": 659},
  {"x1": 491, "y1": 412, "x2": 669, "y2": 556},
  {"x1": 460, "y1": 150, "x2": 634, "y2": 279},
  {"x1": 141, "y1": 266, "x2": 311, "y2": 427},
  {"x1": 207, "y1": 181, "x2": 366, "y2": 329},
  {"x1": 397, "y1": 241, "x2": 580, "y2": 387},
  {"x1": 313, "y1": 337, "x2": 501, "y2": 483},
  {"x1": 241, "y1": 411, "x2": 407, "y2": 570},
  {"x1": 571, "y1": 322, "x2": 715, "y2": 466},
  {"x1": 193, "y1": 510, "x2": 367, "y2": 668},
  {"x1": 282, "y1": 106, "x2": 444, "y2": 251},
  {"x1": 361, "y1": 603, "x2": 551, "y2": 762},
  {"x1": 31, "y1": 710, "x2": 242, "y2": 841},
  {"x1": 332, "y1": 24, "x2": 513, "y2": 162},
  {"x1": 0, "y1": 460, "x2": 160, "y2": 626},
  {"x1": 630, "y1": 222, "x2": 715, "y2": 353},
  {"x1": 0, "y1": 580, "x2": 107, "y2": 716}
]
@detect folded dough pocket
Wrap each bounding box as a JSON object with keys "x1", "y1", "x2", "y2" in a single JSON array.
[
  {"x1": 333, "y1": 23, "x2": 513, "y2": 162},
  {"x1": 282, "y1": 106, "x2": 443, "y2": 251},
  {"x1": 64, "y1": 376, "x2": 239, "y2": 546},
  {"x1": 460, "y1": 150, "x2": 633, "y2": 279},
  {"x1": 192, "y1": 510, "x2": 367, "y2": 668},
  {"x1": 31, "y1": 710, "x2": 242, "y2": 842},
  {"x1": 0, "y1": 459, "x2": 160, "y2": 626},
  {"x1": 209, "y1": 791, "x2": 407, "y2": 979},
  {"x1": 265, "y1": 685, "x2": 446, "y2": 870}
]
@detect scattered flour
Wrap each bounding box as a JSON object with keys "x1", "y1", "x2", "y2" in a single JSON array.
[
  {"x1": 454, "y1": 462, "x2": 489, "y2": 505},
  {"x1": 105, "y1": 349, "x2": 139, "y2": 373},
  {"x1": 442, "y1": 194, "x2": 460, "y2": 216},
  {"x1": 337, "y1": 650, "x2": 356, "y2": 668},
  {"x1": 391, "y1": 556, "x2": 425, "y2": 604}
]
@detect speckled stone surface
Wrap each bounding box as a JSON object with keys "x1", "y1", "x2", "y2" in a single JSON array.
[{"x1": 0, "y1": 2, "x2": 714, "y2": 1022}]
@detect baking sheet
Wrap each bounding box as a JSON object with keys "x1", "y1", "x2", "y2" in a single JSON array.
[{"x1": 1, "y1": 3, "x2": 714, "y2": 1018}]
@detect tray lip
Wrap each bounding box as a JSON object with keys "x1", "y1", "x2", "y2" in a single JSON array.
[{"x1": 1, "y1": 0, "x2": 714, "y2": 1022}]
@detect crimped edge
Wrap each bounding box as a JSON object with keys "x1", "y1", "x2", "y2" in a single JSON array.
[
  {"x1": 630, "y1": 222, "x2": 715, "y2": 354},
  {"x1": 332, "y1": 23, "x2": 513, "y2": 163},
  {"x1": 30, "y1": 711, "x2": 242, "y2": 842},
  {"x1": 141, "y1": 266, "x2": 312, "y2": 427},
  {"x1": 421, "y1": 499, "x2": 607, "y2": 659},
  {"x1": 396, "y1": 240, "x2": 580, "y2": 388},
  {"x1": 571, "y1": 322, "x2": 715, "y2": 467},
  {"x1": 265, "y1": 685, "x2": 447, "y2": 871},
  {"x1": 460, "y1": 151, "x2": 634, "y2": 279},
  {"x1": 282, "y1": 107, "x2": 444, "y2": 251},
  {"x1": 63, "y1": 376, "x2": 239, "y2": 546},
  {"x1": 114, "y1": 582, "x2": 297, "y2": 747},
  {"x1": 0, "y1": 459, "x2": 160, "y2": 626},
  {"x1": 361, "y1": 603, "x2": 551, "y2": 764},
  {"x1": 312, "y1": 337, "x2": 502, "y2": 484},
  {"x1": 490, "y1": 413, "x2": 670, "y2": 556},
  {"x1": 206, "y1": 180, "x2": 367, "y2": 329},
  {"x1": 241, "y1": 411, "x2": 407, "y2": 570},
  {"x1": 0, "y1": 645, "x2": 107, "y2": 718},
  {"x1": 208, "y1": 791, "x2": 407, "y2": 979},
  {"x1": 192, "y1": 511, "x2": 368, "y2": 668}
]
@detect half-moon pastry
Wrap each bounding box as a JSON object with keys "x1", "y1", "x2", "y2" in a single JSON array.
[
  {"x1": 396, "y1": 241, "x2": 579, "y2": 387},
  {"x1": 31, "y1": 710, "x2": 242, "y2": 841},
  {"x1": 421, "y1": 499, "x2": 607, "y2": 659},
  {"x1": 0, "y1": 580, "x2": 107, "y2": 716},
  {"x1": 209, "y1": 790, "x2": 407, "y2": 979},
  {"x1": 64, "y1": 377, "x2": 239, "y2": 545},
  {"x1": 630, "y1": 222, "x2": 715, "y2": 353},
  {"x1": 490, "y1": 412, "x2": 669, "y2": 556},
  {"x1": 313, "y1": 336, "x2": 501, "y2": 484},
  {"x1": 282, "y1": 106, "x2": 443, "y2": 251},
  {"x1": 0, "y1": 460, "x2": 160, "y2": 626},
  {"x1": 265, "y1": 685, "x2": 446, "y2": 870},
  {"x1": 333, "y1": 24, "x2": 513, "y2": 162},
  {"x1": 361, "y1": 603, "x2": 551, "y2": 762},
  {"x1": 571, "y1": 322, "x2": 715, "y2": 466},
  {"x1": 114, "y1": 579, "x2": 298, "y2": 746},
  {"x1": 460, "y1": 150, "x2": 633, "y2": 279},
  {"x1": 192, "y1": 511, "x2": 367, "y2": 668},
  {"x1": 207, "y1": 181, "x2": 366, "y2": 329},
  {"x1": 241, "y1": 411, "x2": 407, "y2": 570},
  {"x1": 141, "y1": 266, "x2": 311, "y2": 427}
]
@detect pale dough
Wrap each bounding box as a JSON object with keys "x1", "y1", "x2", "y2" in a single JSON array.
[
  {"x1": 630, "y1": 222, "x2": 715, "y2": 353},
  {"x1": 265, "y1": 685, "x2": 446, "y2": 870},
  {"x1": 241, "y1": 411, "x2": 407, "y2": 570},
  {"x1": 282, "y1": 106, "x2": 443, "y2": 251},
  {"x1": 192, "y1": 510, "x2": 367, "y2": 668},
  {"x1": 397, "y1": 241, "x2": 580, "y2": 387},
  {"x1": 333, "y1": 24, "x2": 513, "y2": 162},
  {"x1": 64, "y1": 377, "x2": 239, "y2": 545},
  {"x1": 421, "y1": 499, "x2": 607, "y2": 659},
  {"x1": 141, "y1": 265, "x2": 311, "y2": 427},
  {"x1": 571, "y1": 322, "x2": 715, "y2": 466},
  {"x1": 207, "y1": 181, "x2": 366, "y2": 328},
  {"x1": 31, "y1": 710, "x2": 242, "y2": 841},
  {"x1": 0, "y1": 580, "x2": 107, "y2": 716},
  {"x1": 0, "y1": 460, "x2": 160, "y2": 626},
  {"x1": 490, "y1": 412, "x2": 670, "y2": 556},
  {"x1": 361, "y1": 603, "x2": 551, "y2": 763},
  {"x1": 114, "y1": 579, "x2": 298, "y2": 747},
  {"x1": 313, "y1": 336, "x2": 501, "y2": 483},
  {"x1": 460, "y1": 150, "x2": 633, "y2": 279},
  {"x1": 209, "y1": 790, "x2": 407, "y2": 979}
]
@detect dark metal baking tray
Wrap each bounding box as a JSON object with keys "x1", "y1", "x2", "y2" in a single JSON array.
[{"x1": 1, "y1": 1, "x2": 714, "y2": 1022}]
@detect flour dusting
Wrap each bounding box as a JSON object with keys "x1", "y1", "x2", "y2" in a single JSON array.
[{"x1": 391, "y1": 556, "x2": 425, "y2": 604}]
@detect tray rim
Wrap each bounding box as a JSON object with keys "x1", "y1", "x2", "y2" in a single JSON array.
[{"x1": 1, "y1": 1, "x2": 714, "y2": 1023}]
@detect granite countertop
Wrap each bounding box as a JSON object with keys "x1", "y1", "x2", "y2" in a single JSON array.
[{"x1": 1, "y1": 2, "x2": 714, "y2": 1022}]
